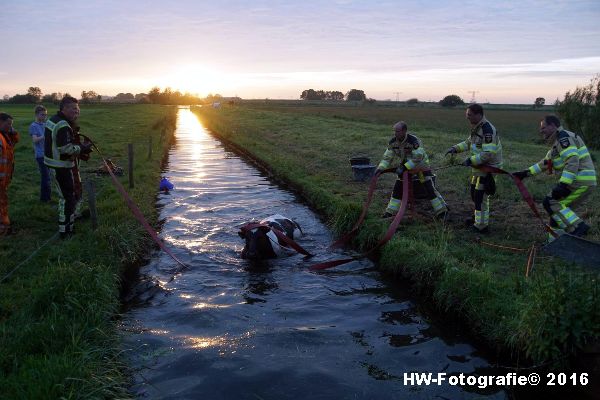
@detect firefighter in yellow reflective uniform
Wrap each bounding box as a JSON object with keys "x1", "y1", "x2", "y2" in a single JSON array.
[
  {"x1": 512, "y1": 115, "x2": 596, "y2": 239},
  {"x1": 44, "y1": 96, "x2": 93, "y2": 238},
  {"x1": 446, "y1": 104, "x2": 503, "y2": 233},
  {"x1": 376, "y1": 121, "x2": 448, "y2": 219}
]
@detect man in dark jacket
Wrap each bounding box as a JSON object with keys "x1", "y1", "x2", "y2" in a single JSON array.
[{"x1": 44, "y1": 96, "x2": 92, "y2": 238}]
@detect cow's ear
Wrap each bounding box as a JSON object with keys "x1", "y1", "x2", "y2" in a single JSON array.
[{"x1": 238, "y1": 230, "x2": 245, "y2": 238}]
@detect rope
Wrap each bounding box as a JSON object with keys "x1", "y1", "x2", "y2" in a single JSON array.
[
  {"x1": 81, "y1": 134, "x2": 189, "y2": 271},
  {"x1": 525, "y1": 245, "x2": 537, "y2": 277},
  {"x1": 330, "y1": 167, "x2": 430, "y2": 249},
  {"x1": 474, "y1": 237, "x2": 530, "y2": 253},
  {"x1": 310, "y1": 169, "x2": 411, "y2": 271},
  {"x1": 477, "y1": 165, "x2": 558, "y2": 238},
  {"x1": 0, "y1": 232, "x2": 59, "y2": 284}
]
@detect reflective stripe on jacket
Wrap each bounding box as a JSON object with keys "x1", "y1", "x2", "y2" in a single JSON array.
[
  {"x1": 377, "y1": 133, "x2": 429, "y2": 171},
  {"x1": 0, "y1": 130, "x2": 19, "y2": 183},
  {"x1": 528, "y1": 128, "x2": 596, "y2": 187},
  {"x1": 452, "y1": 118, "x2": 503, "y2": 176},
  {"x1": 44, "y1": 113, "x2": 80, "y2": 168}
]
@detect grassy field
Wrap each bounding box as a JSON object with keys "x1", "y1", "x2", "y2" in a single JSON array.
[
  {"x1": 238, "y1": 100, "x2": 553, "y2": 144},
  {"x1": 0, "y1": 103, "x2": 176, "y2": 399},
  {"x1": 192, "y1": 103, "x2": 599, "y2": 367}
]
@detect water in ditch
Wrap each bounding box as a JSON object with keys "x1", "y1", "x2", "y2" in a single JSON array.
[{"x1": 120, "y1": 107, "x2": 507, "y2": 399}]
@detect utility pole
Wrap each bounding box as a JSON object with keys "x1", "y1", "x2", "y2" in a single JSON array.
[
  {"x1": 467, "y1": 90, "x2": 480, "y2": 103},
  {"x1": 393, "y1": 92, "x2": 402, "y2": 102}
]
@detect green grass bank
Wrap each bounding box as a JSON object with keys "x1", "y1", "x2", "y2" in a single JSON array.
[
  {"x1": 192, "y1": 104, "x2": 599, "y2": 367},
  {"x1": 0, "y1": 104, "x2": 176, "y2": 398}
]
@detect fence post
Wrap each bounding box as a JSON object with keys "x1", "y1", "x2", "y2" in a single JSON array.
[
  {"x1": 148, "y1": 136, "x2": 152, "y2": 160},
  {"x1": 85, "y1": 180, "x2": 98, "y2": 230},
  {"x1": 128, "y1": 143, "x2": 134, "y2": 188}
]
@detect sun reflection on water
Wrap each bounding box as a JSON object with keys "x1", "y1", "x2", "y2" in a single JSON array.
[
  {"x1": 175, "y1": 107, "x2": 211, "y2": 169},
  {"x1": 184, "y1": 331, "x2": 254, "y2": 353}
]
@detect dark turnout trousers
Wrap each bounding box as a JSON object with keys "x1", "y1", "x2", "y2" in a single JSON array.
[{"x1": 53, "y1": 168, "x2": 76, "y2": 235}]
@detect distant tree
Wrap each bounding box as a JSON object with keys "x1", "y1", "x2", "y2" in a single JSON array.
[
  {"x1": 346, "y1": 89, "x2": 366, "y2": 101},
  {"x1": 27, "y1": 86, "x2": 43, "y2": 103},
  {"x1": 205, "y1": 93, "x2": 223, "y2": 104},
  {"x1": 300, "y1": 89, "x2": 320, "y2": 100},
  {"x1": 7, "y1": 87, "x2": 42, "y2": 103},
  {"x1": 148, "y1": 87, "x2": 161, "y2": 104},
  {"x1": 42, "y1": 92, "x2": 63, "y2": 104},
  {"x1": 80, "y1": 90, "x2": 100, "y2": 104},
  {"x1": 161, "y1": 87, "x2": 173, "y2": 104},
  {"x1": 9, "y1": 93, "x2": 33, "y2": 103},
  {"x1": 326, "y1": 91, "x2": 344, "y2": 101},
  {"x1": 115, "y1": 92, "x2": 135, "y2": 101},
  {"x1": 134, "y1": 93, "x2": 148, "y2": 103},
  {"x1": 533, "y1": 97, "x2": 545, "y2": 108},
  {"x1": 555, "y1": 75, "x2": 600, "y2": 148},
  {"x1": 301, "y1": 89, "x2": 344, "y2": 101},
  {"x1": 406, "y1": 98, "x2": 419, "y2": 105},
  {"x1": 2, "y1": 95, "x2": 8, "y2": 102},
  {"x1": 439, "y1": 94, "x2": 465, "y2": 107},
  {"x1": 146, "y1": 86, "x2": 202, "y2": 105}
]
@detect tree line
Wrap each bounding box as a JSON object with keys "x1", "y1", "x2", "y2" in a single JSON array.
[
  {"x1": 0, "y1": 86, "x2": 209, "y2": 105},
  {"x1": 300, "y1": 88, "x2": 370, "y2": 101}
]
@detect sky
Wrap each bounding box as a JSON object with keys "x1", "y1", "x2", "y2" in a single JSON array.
[{"x1": 2, "y1": 0, "x2": 599, "y2": 104}]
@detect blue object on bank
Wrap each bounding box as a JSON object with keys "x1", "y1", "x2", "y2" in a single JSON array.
[{"x1": 160, "y1": 177, "x2": 174, "y2": 192}]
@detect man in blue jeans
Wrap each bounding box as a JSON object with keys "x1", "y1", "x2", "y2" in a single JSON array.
[{"x1": 29, "y1": 105, "x2": 51, "y2": 202}]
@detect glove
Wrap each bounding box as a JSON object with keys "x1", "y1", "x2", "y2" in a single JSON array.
[
  {"x1": 512, "y1": 170, "x2": 529, "y2": 180},
  {"x1": 445, "y1": 147, "x2": 457, "y2": 156},
  {"x1": 551, "y1": 182, "x2": 571, "y2": 200},
  {"x1": 462, "y1": 158, "x2": 472, "y2": 167},
  {"x1": 396, "y1": 165, "x2": 406, "y2": 176},
  {"x1": 79, "y1": 142, "x2": 93, "y2": 154}
]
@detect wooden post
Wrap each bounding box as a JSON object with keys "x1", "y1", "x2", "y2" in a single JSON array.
[
  {"x1": 85, "y1": 180, "x2": 98, "y2": 230},
  {"x1": 148, "y1": 136, "x2": 153, "y2": 160},
  {"x1": 128, "y1": 143, "x2": 134, "y2": 188}
]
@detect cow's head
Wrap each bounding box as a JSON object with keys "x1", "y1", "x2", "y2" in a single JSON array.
[{"x1": 238, "y1": 223, "x2": 277, "y2": 260}]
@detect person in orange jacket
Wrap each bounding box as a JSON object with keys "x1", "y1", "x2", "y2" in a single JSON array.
[{"x1": 0, "y1": 112, "x2": 20, "y2": 236}]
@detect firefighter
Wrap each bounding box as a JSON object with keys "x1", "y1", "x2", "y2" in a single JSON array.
[
  {"x1": 44, "y1": 97, "x2": 93, "y2": 238},
  {"x1": 0, "y1": 113, "x2": 20, "y2": 236},
  {"x1": 376, "y1": 121, "x2": 448, "y2": 219},
  {"x1": 445, "y1": 103, "x2": 503, "y2": 233},
  {"x1": 512, "y1": 115, "x2": 596, "y2": 239}
]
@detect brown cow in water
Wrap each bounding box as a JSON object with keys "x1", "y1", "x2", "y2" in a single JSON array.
[{"x1": 238, "y1": 214, "x2": 303, "y2": 260}]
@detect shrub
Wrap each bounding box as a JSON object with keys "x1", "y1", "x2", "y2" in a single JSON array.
[
  {"x1": 439, "y1": 94, "x2": 465, "y2": 108},
  {"x1": 555, "y1": 75, "x2": 600, "y2": 148}
]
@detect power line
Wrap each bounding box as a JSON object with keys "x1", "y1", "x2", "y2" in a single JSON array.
[{"x1": 467, "y1": 90, "x2": 480, "y2": 103}]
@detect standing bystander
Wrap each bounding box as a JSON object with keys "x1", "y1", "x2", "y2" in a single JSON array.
[
  {"x1": 29, "y1": 105, "x2": 51, "y2": 202},
  {"x1": 0, "y1": 113, "x2": 20, "y2": 235}
]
